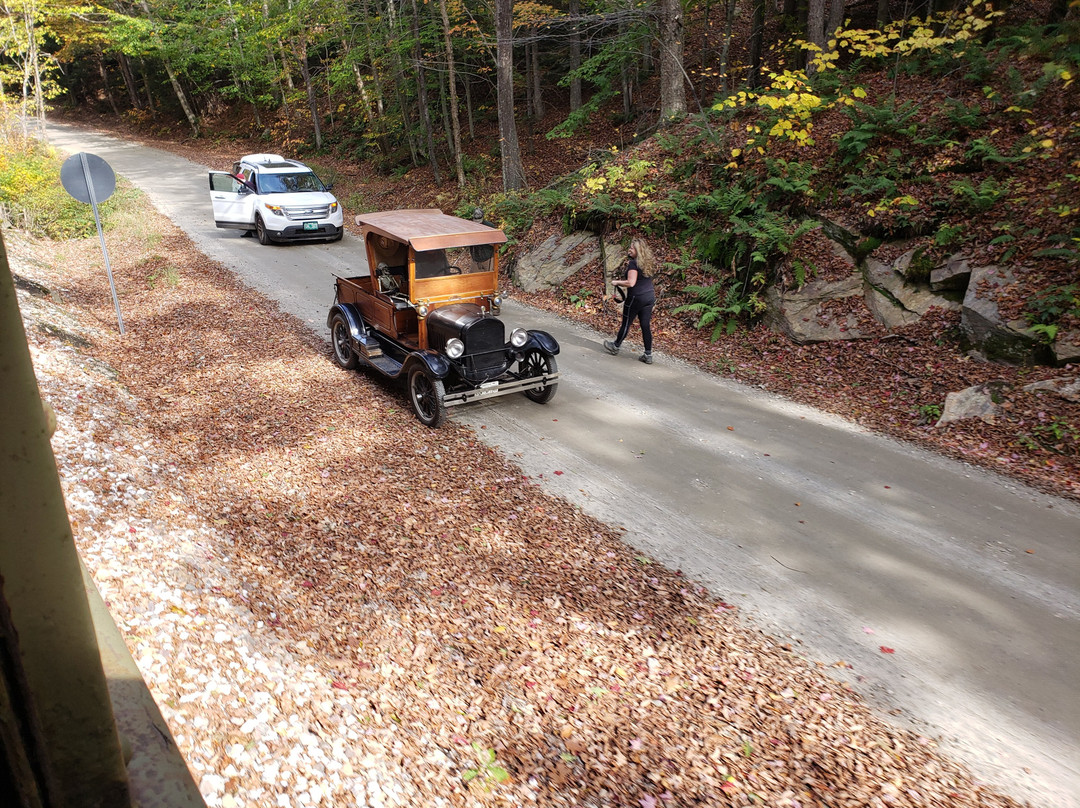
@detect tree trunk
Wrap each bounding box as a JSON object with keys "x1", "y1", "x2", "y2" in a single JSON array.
[
  {"x1": 876, "y1": 0, "x2": 889, "y2": 25},
  {"x1": 140, "y1": 59, "x2": 156, "y2": 118},
  {"x1": 437, "y1": 0, "x2": 465, "y2": 186},
  {"x1": 806, "y1": 0, "x2": 827, "y2": 73},
  {"x1": 569, "y1": 0, "x2": 582, "y2": 111},
  {"x1": 410, "y1": 0, "x2": 441, "y2": 184},
  {"x1": 140, "y1": 0, "x2": 198, "y2": 135},
  {"x1": 658, "y1": 0, "x2": 686, "y2": 120},
  {"x1": 296, "y1": 42, "x2": 323, "y2": 149},
  {"x1": 827, "y1": 0, "x2": 845, "y2": 40},
  {"x1": 465, "y1": 64, "x2": 475, "y2": 140},
  {"x1": 97, "y1": 54, "x2": 120, "y2": 116},
  {"x1": 495, "y1": 0, "x2": 526, "y2": 190},
  {"x1": 118, "y1": 53, "x2": 142, "y2": 110},
  {"x1": 531, "y1": 26, "x2": 544, "y2": 119},
  {"x1": 748, "y1": 0, "x2": 766, "y2": 90},
  {"x1": 1046, "y1": 0, "x2": 1070, "y2": 23},
  {"x1": 720, "y1": 0, "x2": 736, "y2": 95}
]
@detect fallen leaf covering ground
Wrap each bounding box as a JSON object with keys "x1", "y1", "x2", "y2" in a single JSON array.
[{"x1": 10, "y1": 198, "x2": 1034, "y2": 807}]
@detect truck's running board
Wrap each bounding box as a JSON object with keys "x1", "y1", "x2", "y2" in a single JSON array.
[{"x1": 444, "y1": 373, "x2": 559, "y2": 407}]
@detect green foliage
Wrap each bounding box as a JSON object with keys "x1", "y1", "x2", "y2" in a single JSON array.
[
  {"x1": 564, "y1": 287, "x2": 594, "y2": 308},
  {"x1": 672, "y1": 278, "x2": 766, "y2": 341},
  {"x1": 1032, "y1": 224, "x2": 1080, "y2": 264},
  {"x1": 836, "y1": 100, "x2": 919, "y2": 167},
  {"x1": 462, "y1": 743, "x2": 510, "y2": 789},
  {"x1": 1025, "y1": 283, "x2": 1080, "y2": 328},
  {"x1": 934, "y1": 223, "x2": 965, "y2": 249},
  {"x1": 949, "y1": 177, "x2": 1010, "y2": 213},
  {"x1": 916, "y1": 403, "x2": 942, "y2": 425}
]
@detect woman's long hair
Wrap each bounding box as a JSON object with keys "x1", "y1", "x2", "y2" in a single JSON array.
[{"x1": 629, "y1": 237, "x2": 655, "y2": 275}]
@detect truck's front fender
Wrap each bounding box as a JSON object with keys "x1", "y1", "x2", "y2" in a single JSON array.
[
  {"x1": 402, "y1": 350, "x2": 451, "y2": 380},
  {"x1": 525, "y1": 330, "x2": 560, "y2": 356}
]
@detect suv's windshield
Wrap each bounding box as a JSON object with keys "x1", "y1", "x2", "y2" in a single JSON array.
[{"x1": 259, "y1": 171, "x2": 326, "y2": 194}]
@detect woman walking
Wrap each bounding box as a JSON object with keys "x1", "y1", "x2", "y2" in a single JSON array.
[{"x1": 604, "y1": 237, "x2": 657, "y2": 364}]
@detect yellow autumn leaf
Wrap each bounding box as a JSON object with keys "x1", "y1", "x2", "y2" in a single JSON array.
[
  {"x1": 494, "y1": 625, "x2": 506, "y2": 633},
  {"x1": 614, "y1": 666, "x2": 629, "y2": 679},
  {"x1": 1040, "y1": 139, "x2": 1054, "y2": 148},
  {"x1": 853, "y1": 87, "x2": 867, "y2": 98}
]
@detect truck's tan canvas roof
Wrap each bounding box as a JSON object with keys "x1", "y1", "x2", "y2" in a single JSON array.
[{"x1": 355, "y1": 209, "x2": 507, "y2": 252}]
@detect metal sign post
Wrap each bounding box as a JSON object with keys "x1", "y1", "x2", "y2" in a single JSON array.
[{"x1": 60, "y1": 153, "x2": 124, "y2": 335}]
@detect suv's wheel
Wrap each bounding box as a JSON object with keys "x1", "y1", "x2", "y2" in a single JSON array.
[
  {"x1": 408, "y1": 367, "x2": 447, "y2": 427},
  {"x1": 330, "y1": 313, "x2": 359, "y2": 370},
  {"x1": 519, "y1": 350, "x2": 558, "y2": 404},
  {"x1": 255, "y1": 213, "x2": 271, "y2": 245}
]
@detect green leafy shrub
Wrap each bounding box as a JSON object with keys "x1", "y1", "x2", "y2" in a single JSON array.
[{"x1": 1025, "y1": 283, "x2": 1080, "y2": 328}]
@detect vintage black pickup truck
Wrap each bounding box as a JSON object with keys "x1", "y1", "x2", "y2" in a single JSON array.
[{"x1": 327, "y1": 209, "x2": 560, "y2": 427}]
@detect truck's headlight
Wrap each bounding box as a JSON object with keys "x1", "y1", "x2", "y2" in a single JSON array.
[
  {"x1": 446, "y1": 338, "x2": 465, "y2": 359},
  {"x1": 491, "y1": 294, "x2": 502, "y2": 314},
  {"x1": 510, "y1": 328, "x2": 528, "y2": 348},
  {"x1": 417, "y1": 304, "x2": 429, "y2": 318}
]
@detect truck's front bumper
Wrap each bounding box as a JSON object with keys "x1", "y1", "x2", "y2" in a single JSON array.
[{"x1": 444, "y1": 372, "x2": 559, "y2": 406}]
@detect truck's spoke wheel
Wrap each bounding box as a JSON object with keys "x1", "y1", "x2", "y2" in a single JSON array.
[
  {"x1": 409, "y1": 367, "x2": 447, "y2": 427},
  {"x1": 520, "y1": 350, "x2": 558, "y2": 404}
]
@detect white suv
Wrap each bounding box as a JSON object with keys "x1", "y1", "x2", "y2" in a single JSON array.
[{"x1": 208, "y1": 154, "x2": 344, "y2": 244}]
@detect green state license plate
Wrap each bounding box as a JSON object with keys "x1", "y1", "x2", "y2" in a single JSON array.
[{"x1": 303, "y1": 221, "x2": 318, "y2": 231}]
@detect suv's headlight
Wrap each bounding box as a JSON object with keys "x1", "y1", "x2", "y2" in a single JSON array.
[
  {"x1": 510, "y1": 328, "x2": 528, "y2": 348},
  {"x1": 265, "y1": 204, "x2": 284, "y2": 216},
  {"x1": 446, "y1": 338, "x2": 465, "y2": 359},
  {"x1": 329, "y1": 202, "x2": 339, "y2": 213}
]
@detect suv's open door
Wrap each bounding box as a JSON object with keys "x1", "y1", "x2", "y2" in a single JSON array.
[{"x1": 208, "y1": 171, "x2": 255, "y2": 230}]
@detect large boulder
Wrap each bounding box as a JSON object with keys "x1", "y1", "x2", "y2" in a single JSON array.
[
  {"x1": 935, "y1": 381, "x2": 1007, "y2": 427},
  {"x1": 931, "y1": 254, "x2": 972, "y2": 293},
  {"x1": 1049, "y1": 327, "x2": 1080, "y2": 366},
  {"x1": 511, "y1": 232, "x2": 600, "y2": 293},
  {"x1": 961, "y1": 265, "x2": 1051, "y2": 365},
  {"x1": 764, "y1": 274, "x2": 880, "y2": 343},
  {"x1": 1023, "y1": 375, "x2": 1080, "y2": 402},
  {"x1": 864, "y1": 250, "x2": 960, "y2": 330}
]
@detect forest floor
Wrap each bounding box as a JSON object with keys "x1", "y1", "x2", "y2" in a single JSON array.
[{"x1": 53, "y1": 111, "x2": 1080, "y2": 504}]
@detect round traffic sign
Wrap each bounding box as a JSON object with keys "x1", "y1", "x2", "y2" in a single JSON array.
[{"x1": 60, "y1": 152, "x2": 116, "y2": 204}]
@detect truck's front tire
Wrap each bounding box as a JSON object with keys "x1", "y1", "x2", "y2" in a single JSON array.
[{"x1": 409, "y1": 367, "x2": 447, "y2": 428}]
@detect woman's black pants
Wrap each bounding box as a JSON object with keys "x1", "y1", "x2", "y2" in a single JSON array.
[{"x1": 614, "y1": 296, "x2": 654, "y2": 353}]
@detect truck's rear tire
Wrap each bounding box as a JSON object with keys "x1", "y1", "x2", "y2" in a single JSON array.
[
  {"x1": 330, "y1": 313, "x2": 359, "y2": 370},
  {"x1": 409, "y1": 367, "x2": 447, "y2": 428}
]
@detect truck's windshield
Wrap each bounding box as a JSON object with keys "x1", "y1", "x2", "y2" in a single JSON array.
[{"x1": 414, "y1": 246, "x2": 495, "y2": 279}]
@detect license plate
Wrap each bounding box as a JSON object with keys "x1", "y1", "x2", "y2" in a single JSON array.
[
  {"x1": 476, "y1": 381, "x2": 499, "y2": 398},
  {"x1": 303, "y1": 221, "x2": 318, "y2": 231}
]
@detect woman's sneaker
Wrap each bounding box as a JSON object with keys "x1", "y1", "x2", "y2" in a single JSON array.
[
  {"x1": 639, "y1": 353, "x2": 654, "y2": 364},
  {"x1": 603, "y1": 340, "x2": 620, "y2": 355}
]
